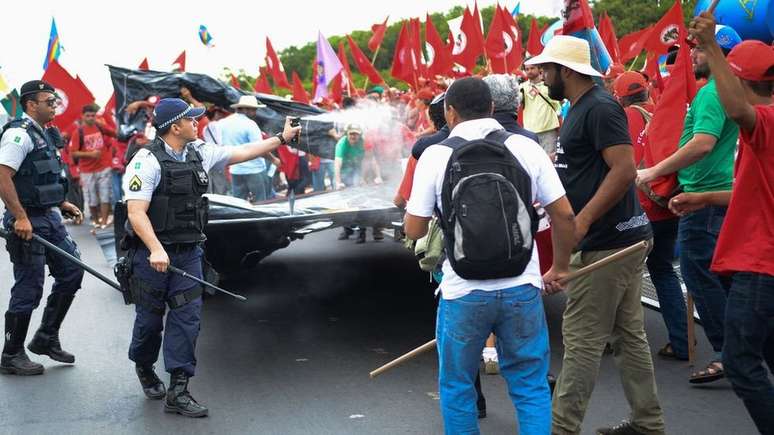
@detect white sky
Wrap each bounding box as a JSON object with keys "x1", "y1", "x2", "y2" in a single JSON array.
[{"x1": 0, "y1": 1, "x2": 560, "y2": 104}]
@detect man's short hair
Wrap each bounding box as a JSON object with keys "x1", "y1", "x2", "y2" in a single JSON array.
[
  {"x1": 82, "y1": 103, "x2": 100, "y2": 114},
  {"x1": 483, "y1": 74, "x2": 521, "y2": 113},
  {"x1": 744, "y1": 77, "x2": 774, "y2": 97},
  {"x1": 445, "y1": 77, "x2": 492, "y2": 120},
  {"x1": 342, "y1": 97, "x2": 356, "y2": 109},
  {"x1": 20, "y1": 94, "x2": 37, "y2": 112},
  {"x1": 620, "y1": 90, "x2": 649, "y2": 107}
]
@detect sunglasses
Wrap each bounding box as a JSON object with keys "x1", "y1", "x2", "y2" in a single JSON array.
[{"x1": 36, "y1": 97, "x2": 59, "y2": 108}]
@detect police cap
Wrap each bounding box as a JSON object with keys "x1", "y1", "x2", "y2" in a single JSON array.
[{"x1": 19, "y1": 80, "x2": 56, "y2": 98}]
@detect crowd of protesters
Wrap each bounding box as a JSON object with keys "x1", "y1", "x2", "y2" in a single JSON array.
[{"x1": 9, "y1": 11, "x2": 773, "y2": 434}]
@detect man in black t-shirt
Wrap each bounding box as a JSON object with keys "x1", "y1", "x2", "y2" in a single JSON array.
[{"x1": 527, "y1": 36, "x2": 664, "y2": 435}]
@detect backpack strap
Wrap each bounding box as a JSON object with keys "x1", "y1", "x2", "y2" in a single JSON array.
[
  {"x1": 484, "y1": 129, "x2": 513, "y2": 144},
  {"x1": 437, "y1": 136, "x2": 467, "y2": 149}
]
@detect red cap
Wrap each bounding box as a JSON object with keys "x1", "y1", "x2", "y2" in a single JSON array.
[
  {"x1": 613, "y1": 71, "x2": 648, "y2": 97},
  {"x1": 727, "y1": 40, "x2": 774, "y2": 81}
]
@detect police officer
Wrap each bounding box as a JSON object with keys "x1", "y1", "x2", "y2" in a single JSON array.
[
  {"x1": 0, "y1": 80, "x2": 85, "y2": 376},
  {"x1": 122, "y1": 98, "x2": 299, "y2": 417}
]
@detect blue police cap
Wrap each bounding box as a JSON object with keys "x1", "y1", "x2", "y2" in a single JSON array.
[{"x1": 152, "y1": 98, "x2": 206, "y2": 130}]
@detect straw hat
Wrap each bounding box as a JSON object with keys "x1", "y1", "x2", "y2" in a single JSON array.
[
  {"x1": 524, "y1": 35, "x2": 602, "y2": 77},
  {"x1": 230, "y1": 95, "x2": 266, "y2": 109}
]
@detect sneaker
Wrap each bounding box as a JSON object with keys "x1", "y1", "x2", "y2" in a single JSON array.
[
  {"x1": 484, "y1": 358, "x2": 499, "y2": 375},
  {"x1": 596, "y1": 420, "x2": 646, "y2": 435}
]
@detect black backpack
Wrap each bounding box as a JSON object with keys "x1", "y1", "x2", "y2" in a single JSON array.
[{"x1": 437, "y1": 130, "x2": 539, "y2": 280}]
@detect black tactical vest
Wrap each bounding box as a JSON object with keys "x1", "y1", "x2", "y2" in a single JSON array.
[
  {"x1": 0, "y1": 118, "x2": 67, "y2": 209},
  {"x1": 146, "y1": 139, "x2": 209, "y2": 245}
]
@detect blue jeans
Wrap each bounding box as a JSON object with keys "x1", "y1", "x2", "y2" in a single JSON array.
[
  {"x1": 231, "y1": 172, "x2": 269, "y2": 202},
  {"x1": 312, "y1": 160, "x2": 335, "y2": 192},
  {"x1": 722, "y1": 272, "x2": 774, "y2": 435},
  {"x1": 436, "y1": 285, "x2": 551, "y2": 435},
  {"x1": 112, "y1": 170, "x2": 123, "y2": 203},
  {"x1": 678, "y1": 206, "x2": 729, "y2": 360},
  {"x1": 647, "y1": 218, "x2": 688, "y2": 358}
]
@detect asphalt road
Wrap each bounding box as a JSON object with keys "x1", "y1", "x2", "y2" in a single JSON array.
[{"x1": 0, "y1": 222, "x2": 758, "y2": 434}]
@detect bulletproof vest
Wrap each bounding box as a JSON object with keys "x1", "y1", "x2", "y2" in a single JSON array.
[
  {"x1": 0, "y1": 118, "x2": 67, "y2": 209},
  {"x1": 146, "y1": 138, "x2": 210, "y2": 245}
]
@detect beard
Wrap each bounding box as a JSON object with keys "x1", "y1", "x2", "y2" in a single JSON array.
[
  {"x1": 694, "y1": 62, "x2": 710, "y2": 80},
  {"x1": 547, "y1": 76, "x2": 566, "y2": 101}
]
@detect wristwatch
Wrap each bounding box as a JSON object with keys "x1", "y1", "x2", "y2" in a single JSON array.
[{"x1": 274, "y1": 132, "x2": 287, "y2": 145}]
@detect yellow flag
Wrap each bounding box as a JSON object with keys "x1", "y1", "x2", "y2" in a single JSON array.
[{"x1": 0, "y1": 73, "x2": 9, "y2": 95}]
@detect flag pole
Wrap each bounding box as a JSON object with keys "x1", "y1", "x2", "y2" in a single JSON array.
[{"x1": 628, "y1": 52, "x2": 642, "y2": 71}]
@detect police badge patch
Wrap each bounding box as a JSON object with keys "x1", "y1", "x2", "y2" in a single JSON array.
[{"x1": 128, "y1": 175, "x2": 142, "y2": 192}]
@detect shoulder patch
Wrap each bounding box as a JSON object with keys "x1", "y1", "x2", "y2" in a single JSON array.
[
  {"x1": 128, "y1": 175, "x2": 143, "y2": 192},
  {"x1": 13, "y1": 135, "x2": 22, "y2": 144}
]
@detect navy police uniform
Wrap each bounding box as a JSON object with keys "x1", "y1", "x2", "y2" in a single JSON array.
[
  {"x1": 121, "y1": 98, "x2": 230, "y2": 417},
  {"x1": 0, "y1": 81, "x2": 84, "y2": 376}
]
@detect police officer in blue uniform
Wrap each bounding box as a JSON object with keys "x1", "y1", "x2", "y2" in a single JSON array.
[
  {"x1": 122, "y1": 98, "x2": 299, "y2": 417},
  {"x1": 0, "y1": 80, "x2": 85, "y2": 376}
]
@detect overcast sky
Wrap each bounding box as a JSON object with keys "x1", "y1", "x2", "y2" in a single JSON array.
[{"x1": 0, "y1": 1, "x2": 561, "y2": 104}]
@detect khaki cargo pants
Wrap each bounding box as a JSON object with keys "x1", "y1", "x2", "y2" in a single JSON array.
[{"x1": 552, "y1": 241, "x2": 665, "y2": 435}]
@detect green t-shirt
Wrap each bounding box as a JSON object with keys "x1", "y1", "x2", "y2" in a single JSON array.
[
  {"x1": 677, "y1": 78, "x2": 738, "y2": 193},
  {"x1": 335, "y1": 136, "x2": 364, "y2": 170}
]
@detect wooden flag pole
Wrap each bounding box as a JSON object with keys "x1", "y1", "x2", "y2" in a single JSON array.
[
  {"x1": 362, "y1": 43, "x2": 382, "y2": 93},
  {"x1": 369, "y1": 240, "x2": 650, "y2": 378}
]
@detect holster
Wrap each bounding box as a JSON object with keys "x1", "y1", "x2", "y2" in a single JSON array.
[{"x1": 113, "y1": 254, "x2": 134, "y2": 305}]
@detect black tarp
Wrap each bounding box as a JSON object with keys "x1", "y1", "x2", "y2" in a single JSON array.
[{"x1": 107, "y1": 65, "x2": 337, "y2": 159}]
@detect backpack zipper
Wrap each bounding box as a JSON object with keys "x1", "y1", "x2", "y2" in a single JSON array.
[{"x1": 496, "y1": 182, "x2": 513, "y2": 259}]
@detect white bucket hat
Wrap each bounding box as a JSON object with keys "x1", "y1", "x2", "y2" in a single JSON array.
[
  {"x1": 230, "y1": 95, "x2": 266, "y2": 109},
  {"x1": 525, "y1": 35, "x2": 603, "y2": 77}
]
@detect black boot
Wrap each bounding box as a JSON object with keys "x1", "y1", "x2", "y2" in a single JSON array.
[
  {"x1": 372, "y1": 227, "x2": 384, "y2": 241},
  {"x1": 1, "y1": 312, "x2": 44, "y2": 376},
  {"x1": 28, "y1": 293, "x2": 75, "y2": 363},
  {"x1": 164, "y1": 370, "x2": 208, "y2": 418},
  {"x1": 356, "y1": 229, "x2": 367, "y2": 244},
  {"x1": 136, "y1": 365, "x2": 166, "y2": 400},
  {"x1": 338, "y1": 227, "x2": 354, "y2": 240}
]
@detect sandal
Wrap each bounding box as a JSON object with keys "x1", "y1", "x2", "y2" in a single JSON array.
[
  {"x1": 657, "y1": 343, "x2": 689, "y2": 361},
  {"x1": 689, "y1": 361, "x2": 724, "y2": 384}
]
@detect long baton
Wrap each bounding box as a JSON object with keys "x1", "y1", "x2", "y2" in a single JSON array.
[
  {"x1": 0, "y1": 227, "x2": 122, "y2": 292},
  {"x1": 369, "y1": 240, "x2": 650, "y2": 379},
  {"x1": 167, "y1": 265, "x2": 247, "y2": 302}
]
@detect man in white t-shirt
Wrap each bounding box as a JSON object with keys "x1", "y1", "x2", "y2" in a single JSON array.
[{"x1": 404, "y1": 77, "x2": 576, "y2": 435}]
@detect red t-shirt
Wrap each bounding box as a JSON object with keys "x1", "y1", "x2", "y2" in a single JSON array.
[
  {"x1": 625, "y1": 104, "x2": 675, "y2": 222},
  {"x1": 711, "y1": 105, "x2": 774, "y2": 276},
  {"x1": 68, "y1": 124, "x2": 111, "y2": 173}
]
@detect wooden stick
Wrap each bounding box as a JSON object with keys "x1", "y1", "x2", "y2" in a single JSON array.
[
  {"x1": 369, "y1": 240, "x2": 650, "y2": 378},
  {"x1": 686, "y1": 293, "x2": 696, "y2": 366}
]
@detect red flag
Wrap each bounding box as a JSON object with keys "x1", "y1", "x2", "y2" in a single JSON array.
[
  {"x1": 452, "y1": 7, "x2": 485, "y2": 73},
  {"x1": 265, "y1": 37, "x2": 291, "y2": 89},
  {"x1": 391, "y1": 23, "x2": 418, "y2": 86},
  {"x1": 368, "y1": 16, "x2": 389, "y2": 52},
  {"x1": 643, "y1": 1, "x2": 685, "y2": 56},
  {"x1": 598, "y1": 11, "x2": 621, "y2": 64},
  {"x1": 409, "y1": 18, "x2": 428, "y2": 79},
  {"x1": 338, "y1": 41, "x2": 356, "y2": 95},
  {"x1": 291, "y1": 71, "x2": 310, "y2": 105},
  {"x1": 643, "y1": 34, "x2": 696, "y2": 204},
  {"x1": 138, "y1": 57, "x2": 149, "y2": 71},
  {"x1": 347, "y1": 35, "x2": 385, "y2": 85},
  {"x1": 254, "y1": 67, "x2": 273, "y2": 94},
  {"x1": 472, "y1": 2, "x2": 486, "y2": 49},
  {"x1": 500, "y1": 6, "x2": 524, "y2": 71},
  {"x1": 619, "y1": 26, "x2": 653, "y2": 62},
  {"x1": 425, "y1": 14, "x2": 452, "y2": 77},
  {"x1": 562, "y1": 0, "x2": 595, "y2": 34},
  {"x1": 172, "y1": 51, "x2": 186, "y2": 71},
  {"x1": 42, "y1": 61, "x2": 95, "y2": 131},
  {"x1": 230, "y1": 74, "x2": 241, "y2": 89},
  {"x1": 486, "y1": 6, "x2": 520, "y2": 74},
  {"x1": 526, "y1": 17, "x2": 544, "y2": 57}
]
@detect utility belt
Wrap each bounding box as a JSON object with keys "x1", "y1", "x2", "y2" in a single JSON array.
[
  {"x1": 114, "y1": 237, "x2": 203, "y2": 315},
  {"x1": 23, "y1": 207, "x2": 52, "y2": 217},
  {"x1": 120, "y1": 235, "x2": 200, "y2": 254}
]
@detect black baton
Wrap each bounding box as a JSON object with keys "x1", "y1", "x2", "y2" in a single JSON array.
[
  {"x1": 167, "y1": 265, "x2": 247, "y2": 302},
  {"x1": 0, "y1": 227, "x2": 122, "y2": 292}
]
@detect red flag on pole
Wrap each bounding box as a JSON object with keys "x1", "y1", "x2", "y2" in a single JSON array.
[
  {"x1": 368, "y1": 16, "x2": 389, "y2": 52},
  {"x1": 452, "y1": 7, "x2": 485, "y2": 73},
  {"x1": 526, "y1": 17, "x2": 544, "y2": 57},
  {"x1": 347, "y1": 35, "x2": 385, "y2": 85},
  {"x1": 172, "y1": 51, "x2": 186, "y2": 72},
  {"x1": 391, "y1": 22, "x2": 418, "y2": 86},
  {"x1": 291, "y1": 71, "x2": 310, "y2": 105},
  {"x1": 643, "y1": 34, "x2": 696, "y2": 204},
  {"x1": 598, "y1": 11, "x2": 621, "y2": 64},
  {"x1": 266, "y1": 37, "x2": 291, "y2": 89},
  {"x1": 562, "y1": 0, "x2": 595, "y2": 35},
  {"x1": 42, "y1": 61, "x2": 95, "y2": 131},
  {"x1": 619, "y1": 27, "x2": 653, "y2": 63},
  {"x1": 138, "y1": 57, "x2": 149, "y2": 71},
  {"x1": 500, "y1": 6, "x2": 524, "y2": 71},
  {"x1": 642, "y1": 1, "x2": 686, "y2": 56},
  {"x1": 254, "y1": 67, "x2": 273, "y2": 94},
  {"x1": 409, "y1": 18, "x2": 428, "y2": 79},
  {"x1": 486, "y1": 6, "x2": 519, "y2": 74},
  {"x1": 425, "y1": 14, "x2": 452, "y2": 77}
]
